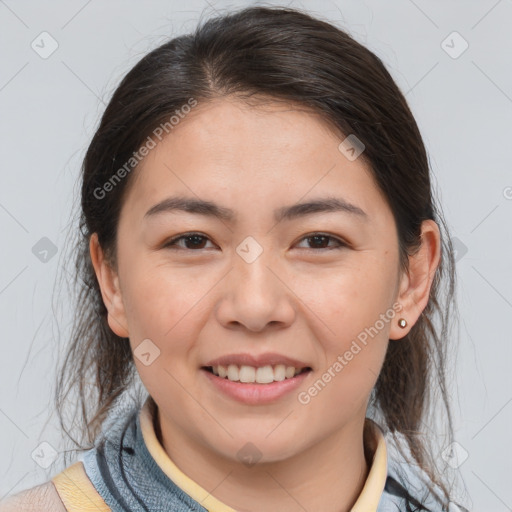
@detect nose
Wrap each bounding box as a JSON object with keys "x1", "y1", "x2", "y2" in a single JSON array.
[{"x1": 215, "y1": 251, "x2": 296, "y2": 333}]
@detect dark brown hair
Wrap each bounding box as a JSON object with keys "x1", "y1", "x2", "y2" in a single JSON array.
[{"x1": 55, "y1": 5, "x2": 463, "y2": 508}]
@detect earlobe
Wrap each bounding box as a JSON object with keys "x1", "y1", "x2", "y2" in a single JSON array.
[
  {"x1": 389, "y1": 271, "x2": 411, "y2": 341},
  {"x1": 389, "y1": 220, "x2": 441, "y2": 341},
  {"x1": 89, "y1": 233, "x2": 129, "y2": 338}
]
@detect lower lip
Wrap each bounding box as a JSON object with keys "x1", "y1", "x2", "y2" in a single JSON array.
[{"x1": 201, "y1": 368, "x2": 312, "y2": 405}]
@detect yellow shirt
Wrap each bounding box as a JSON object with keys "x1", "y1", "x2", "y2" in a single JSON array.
[{"x1": 52, "y1": 397, "x2": 388, "y2": 511}]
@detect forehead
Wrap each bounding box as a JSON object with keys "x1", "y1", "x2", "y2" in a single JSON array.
[{"x1": 120, "y1": 97, "x2": 389, "y2": 224}]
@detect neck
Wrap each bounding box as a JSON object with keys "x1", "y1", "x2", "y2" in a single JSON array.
[{"x1": 155, "y1": 405, "x2": 371, "y2": 512}]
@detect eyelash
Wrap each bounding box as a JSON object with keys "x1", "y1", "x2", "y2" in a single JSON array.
[{"x1": 163, "y1": 232, "x2": 347, "y2": 252}]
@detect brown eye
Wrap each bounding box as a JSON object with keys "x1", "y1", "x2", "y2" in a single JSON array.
[
  {"x1": 296, "y1": 233, "x2": 346, "y2": 250},
  {"x1": 164, "y1": 233, "x2": 214, "y2": 250},
  {"x1": 162, "y1": 232, "x2": 346, "y2": 252}
]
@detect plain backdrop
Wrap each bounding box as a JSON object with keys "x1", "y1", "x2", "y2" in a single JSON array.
[{"x1": 1, "y1": 1, "x2": 511, "y2": 510}]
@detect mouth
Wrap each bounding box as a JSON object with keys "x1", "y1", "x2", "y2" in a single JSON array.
[
  {"x1": 200, "y1": 363, "x2": 313, "y2": 405},
  {"x1": 201, "y1": 364, "x2": 313, "y2": 384}
]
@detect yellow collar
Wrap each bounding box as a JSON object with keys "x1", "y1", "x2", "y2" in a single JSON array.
[{"x1": 139, "y1": 397, "x2": 388, "y2": 512}]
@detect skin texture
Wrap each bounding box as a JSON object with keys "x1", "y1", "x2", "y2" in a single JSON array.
[
  {"x1": 90, "y1": 97, "x2": 440, "y2": 512},
  {"x1": 0, "y1": 482, "x2": 66, "y2": 511}
]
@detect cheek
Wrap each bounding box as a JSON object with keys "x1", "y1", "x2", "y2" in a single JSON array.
[
  {"x1": 292, "y1": 262, "x2": 392, "y2": 403},
  {"x1": 299, "y1": 281, "x2": 390, "y2": 415},
  {"x1": 295, "y1": 261, "x2": 395, "y2": 342},
  {"x1": 127, "y1": 307, "x2": 203, "y2": 406},
  {"x1": 118, "y1": 268, "x2": 207, "y2": 390},
  {"x1": 120, "y1": 261, "x2": 208, "y2": 336}
]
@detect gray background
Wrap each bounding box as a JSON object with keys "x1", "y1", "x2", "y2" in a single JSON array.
[{"x1": 1, "y1": 1, "x2": 511, "y2": 510}]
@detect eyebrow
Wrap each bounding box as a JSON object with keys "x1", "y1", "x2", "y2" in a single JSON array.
[{"x1": 143, "y1": 195, "x2": 369, "y2": 223}]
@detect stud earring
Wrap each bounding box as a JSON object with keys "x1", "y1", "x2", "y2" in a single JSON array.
[{"x1": 398, "y1": 318, "x2": 407, "y2": 329}]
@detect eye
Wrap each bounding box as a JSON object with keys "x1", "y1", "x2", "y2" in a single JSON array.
[
  {"x1": 163, "y1": 232, "x2": 215, "y2": 251},
  {"x1": 162, "y1": 232, "x2": 347, "y2": 252},
  {"x1": 295, "y1": 233, "x2": 347, "y2": 251}
]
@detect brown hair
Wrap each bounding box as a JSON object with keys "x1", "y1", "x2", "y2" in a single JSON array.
[{"x1": 55, "y1": 5, "x2": 462, "y2": 508}]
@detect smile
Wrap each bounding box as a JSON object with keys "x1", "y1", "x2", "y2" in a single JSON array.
[{"x1": 201, "y1": 365, "x2": 312, "y2": 405}]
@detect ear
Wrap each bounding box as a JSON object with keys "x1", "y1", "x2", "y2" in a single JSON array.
[
  {"x1": 89, "y1": 233, "x2": 129, "y2": 338},
  {"x1": 389, "y1": 219, "x2": 441, "y2": 341}
]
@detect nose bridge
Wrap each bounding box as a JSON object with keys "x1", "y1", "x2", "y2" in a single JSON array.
[
  {"x1": 215, "y1": 238, "x2": 295, "y2": 331},
  {"x1": 234, "y1": 241, "x2": 281, "y2": 307}
]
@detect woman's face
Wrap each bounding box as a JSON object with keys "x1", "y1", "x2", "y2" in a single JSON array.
[{"x1": 95, "y1": 97, "x2": 412, "y2": 463}]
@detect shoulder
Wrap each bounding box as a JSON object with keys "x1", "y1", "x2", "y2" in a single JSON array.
[
  {"x1": 0, "y1": 480, "x2": 66, "y2": 512},
  {"x1": 382, "y1": 469, "x2": 470, "y2": 512}
]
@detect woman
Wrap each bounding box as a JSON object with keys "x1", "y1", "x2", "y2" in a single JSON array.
[{"x1": 1, "y1": 5, "x2": 468, "y2": 511}]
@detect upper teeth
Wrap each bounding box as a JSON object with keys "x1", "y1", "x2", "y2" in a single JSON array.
[{"x1": 211, "y1": 364, "x2": 304, "y2": 383}]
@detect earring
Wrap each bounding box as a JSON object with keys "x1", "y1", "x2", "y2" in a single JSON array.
[{"x1": 398, "y1": 318, "x2": 407, "y2": 329}]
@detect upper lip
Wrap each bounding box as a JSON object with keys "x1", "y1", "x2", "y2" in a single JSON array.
[{"x1": 203, "y1": 352, "x2": 312, "y2": 369}]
